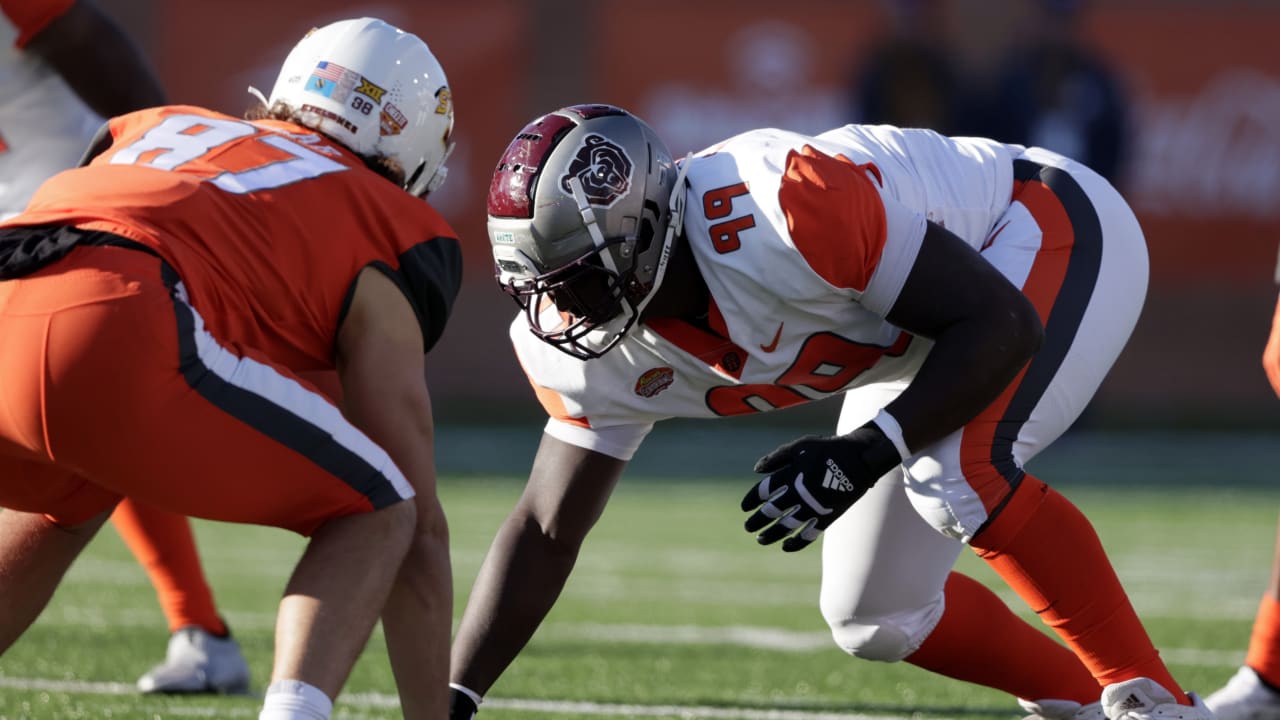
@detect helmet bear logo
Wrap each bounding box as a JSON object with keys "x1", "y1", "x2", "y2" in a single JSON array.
[{"x1": 559, "y1": 134, "x2": 633, "y2": 208}]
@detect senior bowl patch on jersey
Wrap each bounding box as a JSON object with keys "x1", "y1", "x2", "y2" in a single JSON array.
[{"x1": 635, "y1": 367, "x2": 675, "y2": 398}]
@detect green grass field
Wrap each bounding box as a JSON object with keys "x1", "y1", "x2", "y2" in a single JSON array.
[{"x1": 0, "y1": 427, "x2": 1275, "y2": 719}]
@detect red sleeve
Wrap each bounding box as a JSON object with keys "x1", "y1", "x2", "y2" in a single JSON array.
[
  {"x1": 778, "y1": 144, "x2": 887, "y2": 292},
  {"x1": 2, "y1": 0, "x2": 76, "y2": 47}
]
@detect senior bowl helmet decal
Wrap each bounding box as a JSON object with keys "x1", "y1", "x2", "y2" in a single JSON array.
[{"x1": 487, "y1": 104, "x2": 687, "y2": 360}]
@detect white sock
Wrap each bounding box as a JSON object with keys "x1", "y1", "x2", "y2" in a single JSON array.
[{"x1": 259, "y1": 679, "x2": 334, "y2": 720}]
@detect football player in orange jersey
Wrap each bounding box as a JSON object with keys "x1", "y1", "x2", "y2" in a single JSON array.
[
  {"x1": 447, "y1": 105, "x2": 1214, "y2": 720},
  {"x1": 1205, "y1": 251, "x2": 1280, "y2": 720},
  {"x1": 0, "y1": 0, "x2": 250, "y2": 693},
  {"x1": 0, "y1": 17, "x2": 460, "y2": 720}
]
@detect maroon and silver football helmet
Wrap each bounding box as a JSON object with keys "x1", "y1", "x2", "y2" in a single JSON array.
[{"x1": 487, "y1": 104, "x2": 688, "y2": 360}]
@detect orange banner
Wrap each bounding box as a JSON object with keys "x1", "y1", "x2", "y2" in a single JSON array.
[{"x1": 137, "y1": 0, "x2": 1280, "y2": 422}]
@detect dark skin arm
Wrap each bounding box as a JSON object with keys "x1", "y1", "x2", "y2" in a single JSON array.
[
  {"x1": 24, "y1": 0, "x2": 165, "y2": 117},
  {"x1": 450, "y1": 433, "x2": 627, "y2": 695},
  {"x1": 883, "y1": 220, "x2": 1044, "y2": 451}
]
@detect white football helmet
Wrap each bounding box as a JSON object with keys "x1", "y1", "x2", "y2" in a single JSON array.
[
  {"x1": 488, "y1": 104, "x2": 689, "y2": 360},
  {"x1": 264, "y1": 17, "x2": 454, "y2": 196}
]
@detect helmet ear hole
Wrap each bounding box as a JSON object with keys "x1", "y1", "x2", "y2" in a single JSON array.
[
  {"x1": 638, "y1": 199, "x2": 664, "y2": 255},
  {"x1": 636, "y1": 217, "x2": 655, "y2": 257}
]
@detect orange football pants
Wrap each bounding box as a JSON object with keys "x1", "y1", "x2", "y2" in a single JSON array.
[{"x1": 0, "y1": 243, "x2": 410, "y2": 535}]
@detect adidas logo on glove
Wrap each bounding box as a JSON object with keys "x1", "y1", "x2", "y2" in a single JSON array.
[
  {"x1": 1115, "y1": 693, "x2": 1147, "y2": 711},
  {"x1": 822, "y1": 458, "x2": 856, "y2": 492}
]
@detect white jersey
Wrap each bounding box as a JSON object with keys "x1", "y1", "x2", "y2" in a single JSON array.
[
  {"x1": 0, "y1": 7, "x2": 102, "y2": 218},
  {"x1": 513, "y1": 124, "x2": 1020, "y2": 458}
]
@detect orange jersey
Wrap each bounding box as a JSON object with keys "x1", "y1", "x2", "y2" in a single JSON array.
[{"x1": 5, "y1": 105, "x2": 462, "y2": 371}]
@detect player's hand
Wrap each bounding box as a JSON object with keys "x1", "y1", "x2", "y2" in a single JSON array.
[{"x1": 740, "y1": 423, "x2": 902, "y2": 552}]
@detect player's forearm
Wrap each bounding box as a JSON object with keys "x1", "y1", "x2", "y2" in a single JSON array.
[
  {"x1": 880, "y1": 220, "x2": 1045, "y2": 453},
  {"x1": 886, "y1": 306, "x2": 1042, "y2": 452},
  {"x1": 340, "y1": 348, "x2": 453, "y2": 716},
  {"x1": 450, "y1": 511, "x2": 580, "y2": 693},
  {"x1": 383, "y1": 504, "x2": 452, "y2": 720}
]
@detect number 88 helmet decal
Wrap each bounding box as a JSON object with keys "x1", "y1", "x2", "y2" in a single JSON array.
[
  {"x1": 263, "y1": 17, "x2": 454, "y2": 197},
  {"x1": 488, "y1": 105, "x2": 689, "y2": 360}
]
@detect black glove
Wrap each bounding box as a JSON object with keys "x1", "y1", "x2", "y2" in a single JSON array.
[{"x1": 740, "y1": 422, "x2": 903, "y2": 552}]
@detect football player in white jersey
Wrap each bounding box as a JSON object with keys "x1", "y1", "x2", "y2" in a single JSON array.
[
  {"x1": 0, "y1": 0, "x2": 250, "y2": 694},
  {"x1": 0, "y1": 0, "x2": 161, "y2": 217},
  {"x1": 449, "y1": 104, "x2": 1216, "y2": 720},
  {"x1": 1205, "y1": 248, "x2": 1280, "y2": 720}
]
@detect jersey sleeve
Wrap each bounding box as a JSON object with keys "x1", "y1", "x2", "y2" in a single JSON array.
[
  {"x1": 393, "y1": 236, "x2": 463, "y2": 353},
  {"x1": 508, "y1": 315, "x2": 656, "y2": 460},
  {"x1": 779, "y1": 144, "x2": 926, "y2": 316},
  {"x1": 543, "y1": 417, "x2": 652, "y2": 461},
  {"x1": 2, "y1": 0, "x2": 74, "y2": 47},
  {"x1": 359, "y1": 235, "x2": 462, "y2": 354}
]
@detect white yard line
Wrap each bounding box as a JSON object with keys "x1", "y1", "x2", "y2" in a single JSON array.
[
  {"x1": 0, "y1": 640, "x2": 1245, "y2": 719},
  {"x1": 0, "y1": 676, "x2": 912, "y2": 720},
  {"x1": 29, "y1": 609, "x2": 1252, "y2": 664}
]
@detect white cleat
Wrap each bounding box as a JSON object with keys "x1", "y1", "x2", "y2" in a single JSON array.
[
  {"x1": 1206, "y1": 667, "x2": 1280, "y2": 720},
  {"x1": 136, "y1": 625, "x2": 251, "y2": 694},
  {"x1": 1102, "y1": 677, "x2": 1215, "y2": 720},
  {"x1": 1018, "y1": 697, "x2": 1106, "y2": 720}
]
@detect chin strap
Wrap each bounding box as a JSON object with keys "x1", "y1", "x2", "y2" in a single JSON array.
[{"x1": 566, "y1": 175, "x2": 611, "y2": 251}]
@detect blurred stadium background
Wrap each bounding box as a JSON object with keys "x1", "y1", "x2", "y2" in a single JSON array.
[
  {"x1": 97, "y1": 0, "x2": 1280, "y2": 430},
  {"x1": 7, "y1": 1, "x2": 1277, "y2": 717}
]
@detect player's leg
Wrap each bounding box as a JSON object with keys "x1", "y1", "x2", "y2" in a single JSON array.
[
  {"x1": 826, "y1": 383, "x2": 1099, "y2": 707},
  {"x1": 111, "y1": 499, "x2": 251, "y2": 694},
  {"x1": 23, "y1": 246, "x2": 419, "y2": 713},
  {"x1": 0, "y1": 276, "x2": 125, "y2": 654},
  {"x1": 112, "y1": 501, "x2": 224, "y2": 636},
  {"x1": 906, "y1": 149, "x2": 1207, "y2": 716},
  {"x1": 0, "y1": 503, "x2": 112, "y2": 653},
  {"x1": 1206, "y1": 513, "x2": 1280, "y2": 720},
  {"x1": 267, "y1": 502, "x2": 415, "y2": 697}
]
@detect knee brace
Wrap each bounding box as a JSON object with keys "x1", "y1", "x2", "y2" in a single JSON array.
[{"x1": 825, "y1": 597, "x2": 945, "y2": 663}]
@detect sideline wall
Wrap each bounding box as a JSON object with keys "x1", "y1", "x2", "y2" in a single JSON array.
[{"x1": 108, "y1": 0, "x2": 1280, "y2": 427}]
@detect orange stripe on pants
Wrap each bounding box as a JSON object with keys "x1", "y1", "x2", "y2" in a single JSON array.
[{"x1": 959, "y1": 175, "x2": 1076, "y2": 519}]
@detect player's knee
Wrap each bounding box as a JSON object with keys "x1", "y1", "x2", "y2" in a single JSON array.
[
  {"x1": 375, "y1": 498, "x2": 419, "y2": 548},
  {"x1": 823, "y1": 596, "x2": 944, "y2": 662},
  {"x1": 827, "y1": 618, "x2": 917, "y2": 662}
]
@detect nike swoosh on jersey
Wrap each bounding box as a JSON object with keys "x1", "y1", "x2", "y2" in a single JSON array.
[
  {"x1": 980, "y1": 220, "x2": 1011, "y2": 251},
  {"x1": 760, "y1": 322, "x2": 784, "y2": 352}
]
